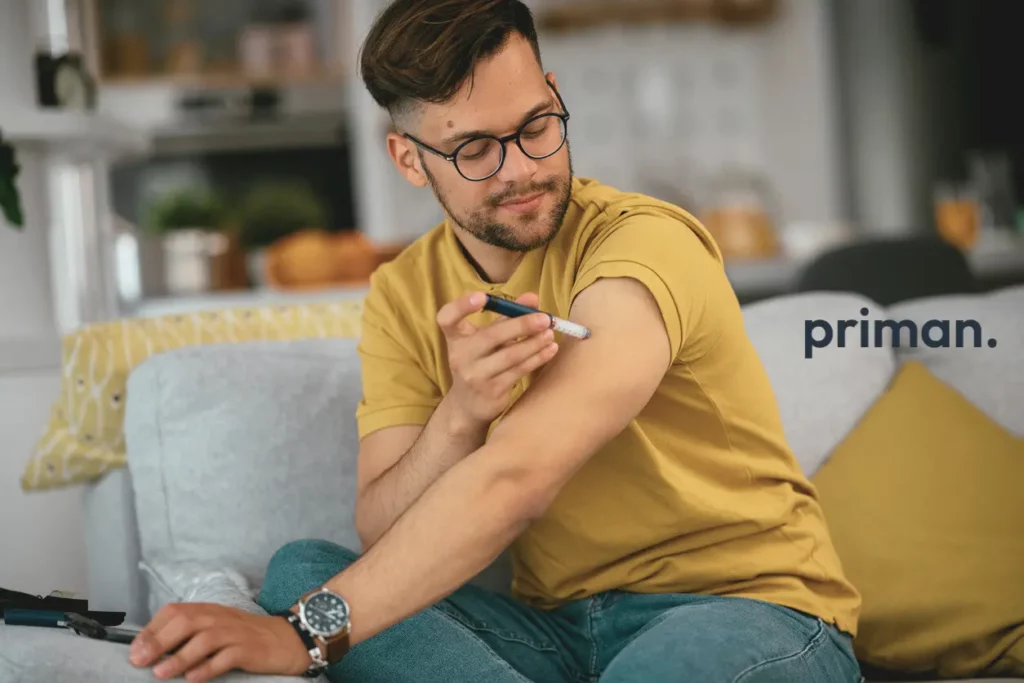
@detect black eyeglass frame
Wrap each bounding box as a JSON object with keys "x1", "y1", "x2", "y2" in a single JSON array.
[{"x1": 403, "y1": 80, "x2": 571, "y2": 182}]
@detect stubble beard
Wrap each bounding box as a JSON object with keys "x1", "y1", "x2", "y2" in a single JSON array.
[{"x1": 423, "y1": 146, "x2": 574, "y2": 253}]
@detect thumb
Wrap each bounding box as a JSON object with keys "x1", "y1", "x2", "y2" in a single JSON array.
[
  {"x1": 514, "y1": 292, "x2": 540, "y2": 309},
  {"x1": 437, "y1": 291, "x2": 485, "y2": 338}
]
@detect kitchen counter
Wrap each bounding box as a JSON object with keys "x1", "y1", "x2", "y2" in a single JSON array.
[{"x1": 127, "y1": 231, "x2": 1024, "y2": 318}]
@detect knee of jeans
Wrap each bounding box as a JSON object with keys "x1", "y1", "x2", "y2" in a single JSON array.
[
  {"x1": 266, "y1": 538, "x2": 360, "y2": 574},
  {"x1": 258, "y1": 539, "x2": 360, "y2": 613}
]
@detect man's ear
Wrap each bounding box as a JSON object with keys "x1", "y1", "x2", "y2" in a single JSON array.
[
  {"x1": 546, "y1": 71, "x2": 559, "y2": 91},
  {"x1": 386, "y1": 132, "x2": 429, "y2": 189}
]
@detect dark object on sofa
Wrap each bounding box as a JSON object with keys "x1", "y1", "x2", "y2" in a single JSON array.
[
  {"x1": 0, "y1": 587, "x2": 124, "y2": 626},
  {"x1": 795, "y1": 236, "x2": 978, "y2": 306}
]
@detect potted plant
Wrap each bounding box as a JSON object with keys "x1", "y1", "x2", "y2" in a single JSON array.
[
  {"x1": 142, "y1": 186, "x2": 229, "y2": 295},
  {"x1": 237, "y1": 181, "x2": 327, "y2": 286}
]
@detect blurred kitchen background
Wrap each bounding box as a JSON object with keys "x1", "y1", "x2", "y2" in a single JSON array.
[{"x1": 4, "y1": 0, "x2": 1024, "y2": 326}]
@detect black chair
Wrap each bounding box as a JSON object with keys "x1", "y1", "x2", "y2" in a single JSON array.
[{"x1": 794, "y1": 236, "x2": 978, "y2": 306}]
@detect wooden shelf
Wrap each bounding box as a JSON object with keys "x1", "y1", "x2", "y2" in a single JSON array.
[
  {"x1": 536, "y1": 0, "x2": 778, "y2": 32},
  {"x1": 1, "y1": 108, "x2": 149, "y2": 158},
  {"x1": 97, "y1": 67, "x2": 348, "y2": 91},
  {"x1": 146, "y1": 112, "x2": 347, "y2": 155}
]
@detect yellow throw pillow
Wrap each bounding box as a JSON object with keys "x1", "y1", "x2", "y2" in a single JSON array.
[
  {"x1": 812, "y1": 360, "x2": 1024, "y2": 678},
  {"x1": 21, "y1": 300, "x2": 364, "y2": 492}
]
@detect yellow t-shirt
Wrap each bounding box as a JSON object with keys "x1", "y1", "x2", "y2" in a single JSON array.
[{"x1": 356, "y1": 177, "x2": 862, "y2": 636}]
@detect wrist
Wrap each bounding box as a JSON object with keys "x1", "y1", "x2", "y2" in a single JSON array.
[
  {"x1": 274, "y1": 611, "x2": 324, "y2": 677},
  {"x1": 288, "y1": 587, "x2": 354, "y2": 668},
  {"x1": 443, "y1": 398, "x2": 489, "y2": 439}
]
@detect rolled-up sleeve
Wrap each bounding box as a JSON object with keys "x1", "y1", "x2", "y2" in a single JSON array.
[
  {"x1": 355, "y1": 272, "x2": 441, "y2": 439},
  {"x1": 570, "y1": 210, "x2": 724, "y2": 362}
]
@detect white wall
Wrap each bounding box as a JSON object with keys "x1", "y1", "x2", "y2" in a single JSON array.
[
  {"x1": 346, "y1": 0, "x2": 848, "y2": 243},
  {"x1": 756, "y1": 0, "x2": 845, "y2": 227},
  {"x1": 0, "y1": 0, "x2": 89, "y2": 598},
  {"x1": 833, "y1": 0, "x2": 957, "y2": 234},
  {"x1": 0, "y1": 373, "x2": 87, "y2": 597}
]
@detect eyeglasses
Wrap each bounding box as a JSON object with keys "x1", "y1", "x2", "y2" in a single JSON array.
[{"x1": 404, "y1": 80, "x2": 570, "y2": 182}]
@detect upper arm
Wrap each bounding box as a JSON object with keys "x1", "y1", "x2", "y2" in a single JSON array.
[
  {"x1": 570, "y1": 210, "x2": 723, "y2": 361},
  {"x1": 484, "y1": 276, "x2": 671, "y2": 502},
  {"x1": 484, "y1": 214, "x2": 723, "y2": 503}
]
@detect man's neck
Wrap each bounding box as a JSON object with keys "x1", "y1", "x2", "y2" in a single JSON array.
[{"x1": 452, "y1": 226, "x2": 526, "y2": 285}]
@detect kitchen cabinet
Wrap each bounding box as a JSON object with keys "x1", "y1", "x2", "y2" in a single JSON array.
[{"x1": 77, "y1": 0, "x2": 348, "y2": 89}]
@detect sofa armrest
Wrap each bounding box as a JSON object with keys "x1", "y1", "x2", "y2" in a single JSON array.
[{"x1": 83, "y1": 467, "x2": 147, "y2": 624}]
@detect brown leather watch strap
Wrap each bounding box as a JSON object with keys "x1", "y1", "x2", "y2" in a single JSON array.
[{"x1": 315, "y1": 627, "x2": 351, "y2": 664}]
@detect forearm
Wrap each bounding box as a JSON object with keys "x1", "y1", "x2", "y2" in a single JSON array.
[
  {"x1": 327, "y1": 444, "x2": 534, "y2": 645},
  {"x1": 356, "y1": 394, "x2": 489, "y2": 548}
]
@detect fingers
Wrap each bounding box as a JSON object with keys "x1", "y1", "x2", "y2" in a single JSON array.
[
  {"x1": 152, "y1": 629, "x2": 227, "y2": 680},
  {"x1": 128, "y1": 604, "x2": 303, "y2": 682},
  {"x1": 181, "y1": 647, "x2": 245, "y2": 683},
  {"x1": 475, "y1": 312, "x2": 552, "y2": 354},
  {"x1": 515, "y1": 291, "x2": 540, "y2": 308},
  {"x1": 492, "y1": 341, "x2": 559, "y2": 389},
  {"x1": 131, "y1": 603, "x2": 178, "y2": 657},
  {"x1": 474, "y1": 328, "x2": 557, "y2": 380},
  {"x1": 132, "y1": 606, "x2": 203, "y2": 667},
  {"x1": 437, "y1": 292, "x2": 486, "y2": 338}
]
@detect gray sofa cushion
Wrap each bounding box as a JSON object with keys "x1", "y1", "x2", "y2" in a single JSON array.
[
  {"x1": 124, "y1": 339, "x2": 364, "y2": 596},
  {"x1": 741, "y1": 292, "x2": 897, "y2": 476},
  {"x1": 1, "y1": 624, "x2": 1017, "y2": 683},
  {"x1": 1, "y1": 624, "x2": 1019, "y2": 683},
  {"x1": 887, "y1": 284, "x2": 1024, "y2": 437},
  {"x1": 0, "y1": 624, "x2": 321, "y2": 683}
]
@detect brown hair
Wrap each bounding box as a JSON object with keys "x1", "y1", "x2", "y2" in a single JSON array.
[{"x1": 359, "y1": 0, "x2": 542, "y2": 124}]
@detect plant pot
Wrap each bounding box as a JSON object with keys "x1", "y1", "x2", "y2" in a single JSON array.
[{"x1": 162, "y1": 229, "x2": 229, "y2": 296}]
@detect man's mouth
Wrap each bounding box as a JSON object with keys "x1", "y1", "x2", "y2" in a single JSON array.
[{"x1": 498, "y1": 191, "x2": 546, "y2": 212}]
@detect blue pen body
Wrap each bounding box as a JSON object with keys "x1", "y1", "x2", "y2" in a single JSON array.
[
  {"x1": 482, "y1": 294, "x2": 592, "y2": 339},
  {"x1": 4, "y1": 608, "x2": 69, "y2": 628},
  {"x1": 483, "y1": 295, "x2": 546, "y2": 319}
]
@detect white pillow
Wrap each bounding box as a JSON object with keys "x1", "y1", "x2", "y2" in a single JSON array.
[{"x1": 139, "y1": 560, "x2": 264, "y2": 617}]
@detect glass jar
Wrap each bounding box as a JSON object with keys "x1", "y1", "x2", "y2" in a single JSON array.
[{"x1": 700, "y1": 168, "x2": 780, "y2": 260}]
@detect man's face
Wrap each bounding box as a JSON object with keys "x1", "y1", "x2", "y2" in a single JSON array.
[{"x1": 390, "y1": 33, "x2": 573, "y2": 252}]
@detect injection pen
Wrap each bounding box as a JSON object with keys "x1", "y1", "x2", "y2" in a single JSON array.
[{"x1": 483, "y1": 294, "x2": 591, "y2": 340}]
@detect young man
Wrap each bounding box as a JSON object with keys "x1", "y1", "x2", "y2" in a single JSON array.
[{"x1": 129, "y1": 1, "x2": 862, "y2": 681}]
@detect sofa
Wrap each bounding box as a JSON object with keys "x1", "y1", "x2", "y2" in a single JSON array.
[{"x1": 1, "y1": 285, "x2": 1021, "y2": 683}]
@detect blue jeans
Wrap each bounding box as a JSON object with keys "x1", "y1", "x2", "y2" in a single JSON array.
[{"x1": 257, "y1": 539, "x2": 862, "y2": 683}]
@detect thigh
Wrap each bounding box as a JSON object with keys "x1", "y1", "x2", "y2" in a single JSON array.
[
  {"x1": 599, "y1": 596, "x2": 861, "y2": 683},
  {"x1": 256, "y1": 539, "x2": 575, "y2": 683}
]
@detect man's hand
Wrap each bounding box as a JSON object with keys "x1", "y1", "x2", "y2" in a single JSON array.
[
  {"x1": 437, "y1": 291, "x2": 558, "y2": 429},
  {"x1": 129, "y1": 603, "x2": 311, "y2": 682}
]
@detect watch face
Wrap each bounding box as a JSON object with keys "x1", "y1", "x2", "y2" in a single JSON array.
[{"x1": 302, "y1": 591, "x2": 350, "y2": 636}]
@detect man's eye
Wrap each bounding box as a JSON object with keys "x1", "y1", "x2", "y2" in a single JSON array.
[
  {"x1": 458, "y1": 139, "x2": 491, "y2": 159},
  {"x1": 522, "y1": 118, "x2": 551, "y2": 137}
]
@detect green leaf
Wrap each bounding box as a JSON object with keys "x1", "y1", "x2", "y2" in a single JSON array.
[
  {"x1": 0, "y1": 136, "x2": 25, "y2": 229},
  {"x1": 0, "y1": 182, "x2": 24, "y2": 229}
]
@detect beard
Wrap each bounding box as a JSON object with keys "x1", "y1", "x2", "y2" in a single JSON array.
[{"x1": 423, "y1": 143, "x2": 574, "y2": 253}]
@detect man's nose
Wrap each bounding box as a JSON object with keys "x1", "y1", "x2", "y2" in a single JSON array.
[{"x1": 495, "y1": 141, "x2": 539, "y2": 183}]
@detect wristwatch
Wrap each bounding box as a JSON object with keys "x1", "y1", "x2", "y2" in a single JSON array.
[{"x1": 276, "y1": 587, "x2": 352, "y2": 676}]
